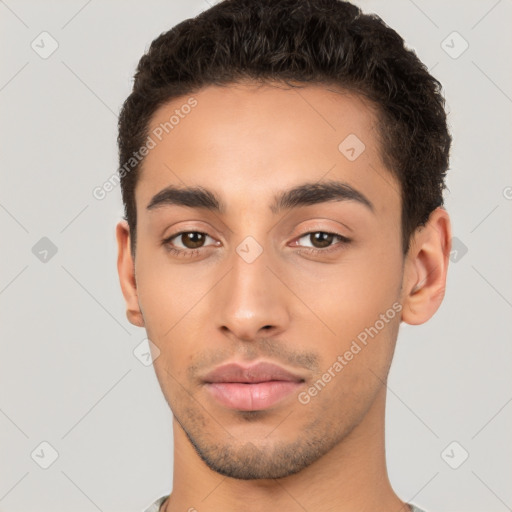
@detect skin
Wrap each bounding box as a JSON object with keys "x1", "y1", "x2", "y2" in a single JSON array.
[{"x1": 116, "y1": 82, "x2": 451, "y2": 512}]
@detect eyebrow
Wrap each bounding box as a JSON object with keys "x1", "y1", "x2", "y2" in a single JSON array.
[{"x1": 146, "y1": 180, "x2": 375, "y2": 215}]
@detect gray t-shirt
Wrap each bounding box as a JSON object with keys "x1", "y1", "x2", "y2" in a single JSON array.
[
  {"x1": 143, "y1": 494, "x2": 427, "y2": 512},
  {"x1": 143, "y1": 494, "x2": 168, "y2": 512}
]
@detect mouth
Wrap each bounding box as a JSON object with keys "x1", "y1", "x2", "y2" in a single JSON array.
[{"x1": 202, "y1": 361, "x2": 305, "y2": 411}]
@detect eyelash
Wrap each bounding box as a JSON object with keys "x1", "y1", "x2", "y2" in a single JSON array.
[{"x1": 162, "y1": 230, "x2": 351, "y2": 258}]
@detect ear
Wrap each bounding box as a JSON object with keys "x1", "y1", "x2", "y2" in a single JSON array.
[
  {"x1": 400, "y1": 207, "x2": 452, "y2": 325},
  {"x1": 116, "y1": 220, "x2": 145, "y2": 327}
]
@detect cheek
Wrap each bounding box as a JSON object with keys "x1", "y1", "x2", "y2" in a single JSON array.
[
  {"x1": 134, "y1": 244, "x2": 213, "y2": 378},
  {"x1": 286, "y1": 245, "x2": 402, "y2": 339},
  {"x1": 134, "y1": 241, "x2": 204, "y2": 337},
  {"x1": 289, "y1": 244, "x2": 402, "y2": 389},
  {"x1": 299, "y1": 313, "x2": 400, "y2": 419}
]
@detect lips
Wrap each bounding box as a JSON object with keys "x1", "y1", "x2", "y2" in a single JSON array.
[
  {"x1": 202, "y1": 361, "x2": 305, "y2": 411},
  {"x1": 203, "y1": 361, "x2": 304, "y2": 384}
]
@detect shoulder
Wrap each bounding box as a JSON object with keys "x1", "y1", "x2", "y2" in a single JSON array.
[
  {"x1": 409, "y1": 505, "x2": 428, "y2": 512},
  {"x1": 142, "y1": 494, "x2": 169, "y2": 512}
]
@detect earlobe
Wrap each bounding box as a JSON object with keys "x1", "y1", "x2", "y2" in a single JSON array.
[
  {"x1": 115, "y1": 220, "x2": 145, "y2": 328},
  {"x1": 400, "y1": 207, "x2": 452, "y2": 326}
]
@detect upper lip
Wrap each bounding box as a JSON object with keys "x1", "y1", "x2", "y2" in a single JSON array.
[{"x1": 202, "y1": 361, "x2": 305, "y2": 384}]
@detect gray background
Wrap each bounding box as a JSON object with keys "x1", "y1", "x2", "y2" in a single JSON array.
[{"x1": 1, "y1": 1, "x2": 511, "y2": 511}]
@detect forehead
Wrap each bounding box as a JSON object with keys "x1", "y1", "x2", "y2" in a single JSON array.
[{"x1": 135, "y1": 82, "x2": 400, "y2": 219}]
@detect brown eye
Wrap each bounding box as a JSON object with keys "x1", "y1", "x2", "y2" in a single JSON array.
[
  {"x1": 163, "y1": 231, "x2": 217, "y2": 254},
  {"x1": 177, "y1": 232, "x2": 207, "y2": 249},
  {"x1": 297, "y1": 231, "x2": 350, "y2": 254},
  {"x1": 297, "y1": 231, "x2": 349, "y2": 250},
  {"x1": 309, "y1": 232, "x2": 335, "y2": 248}
]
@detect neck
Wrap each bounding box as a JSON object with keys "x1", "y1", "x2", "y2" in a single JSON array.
[{"x1": 163, "y1": 387, "x2": 408, "y2": 512}]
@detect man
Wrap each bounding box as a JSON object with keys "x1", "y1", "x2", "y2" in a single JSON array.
[{"x1": 115, "y1": 0, "x2": 452, "y2": 511}]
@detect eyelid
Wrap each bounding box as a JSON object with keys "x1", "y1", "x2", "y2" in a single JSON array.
[
  {"x1": 165, "y1": 230, "x2": 217, "y2": 248},
  {"x1": 290, "y1": 230, "x2": 351, "y2": 252},
  {"x1": 294, "y1": 230, "x2": 350, "y2": 243},
  {"x1": 289, "y1": 221, "x2": 351, "y2": 243}
]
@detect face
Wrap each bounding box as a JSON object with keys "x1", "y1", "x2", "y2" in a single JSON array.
[{"x1": 118, "y1": 82, "x2": 412, "y2": 479}]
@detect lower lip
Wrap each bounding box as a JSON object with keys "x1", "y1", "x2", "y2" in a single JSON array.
[{"x1": 205, "y1": 381, "x2": 303, "y2": 411}]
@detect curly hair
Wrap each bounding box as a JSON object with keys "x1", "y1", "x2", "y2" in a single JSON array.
[{"x1": 117, "y1": 0, "x2": 451, "y2": 257}]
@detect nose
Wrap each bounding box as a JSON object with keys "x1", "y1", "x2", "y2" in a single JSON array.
[{"x1": 216, "y1": 246, "x2": 291, "y2": 342}]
